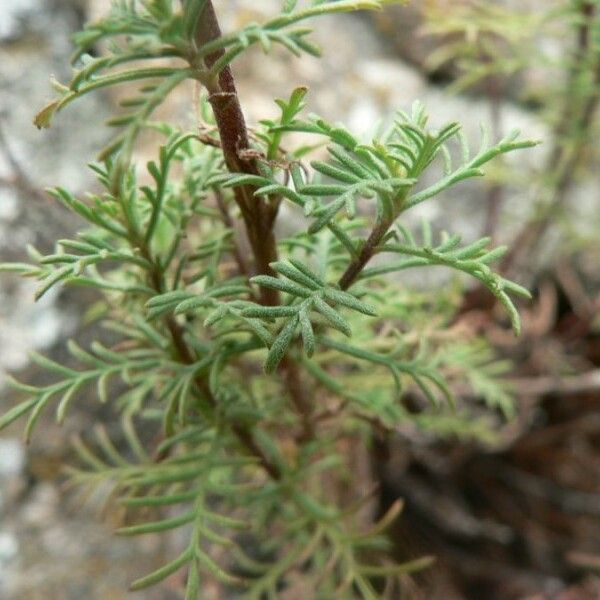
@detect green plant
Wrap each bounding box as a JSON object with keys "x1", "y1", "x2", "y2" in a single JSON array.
[
  {"x1": 0, "y1": 2, "x2": 535, "y2": 597},
  {"x1": 421, "y1": 0, "x2": 600, "y2": 271}
]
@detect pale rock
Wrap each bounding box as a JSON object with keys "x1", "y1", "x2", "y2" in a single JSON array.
[
  {"x1": 0, "y1": 0, "x2": 39, "y2": 41},
  {"x1": 20, "y1": 483, "x2": 60, "y2": 527},
  {"x1": 0, "y1": 438, "x2": 25, "y2": 478}
]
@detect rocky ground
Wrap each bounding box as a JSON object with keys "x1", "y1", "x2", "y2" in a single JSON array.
[
  {"x1": 0, "y1": 1, "x2": 598, "y2": 599},
  {"x1": 0, "y1": 2, "x2": 177, "y2": 597}
]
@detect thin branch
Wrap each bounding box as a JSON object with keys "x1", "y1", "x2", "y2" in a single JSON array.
[
  {"x1": 338, "y1": 217, "x2": 393, "y2": 291},
  {"x1": 194, "y1": 1, "x2": 279, "y2": 306},
  {"x1": 501, "y1": 2, "x2": 599, "y2": 276},
  {"x1": 214, "y1": 188, "x2": 253, "y2": 281},
  {"x1": 139, "y1": 229, "x2": 283, "y2": 479},
  {"x1": 193, "y1": 2, "x2": 313, "y2": 446},
  {"x1": 482, "y1": 74, "x2": 505, "y2": 242},
  {"x1": 506, "y1": 369, "x2": 600, "y2": 397}
]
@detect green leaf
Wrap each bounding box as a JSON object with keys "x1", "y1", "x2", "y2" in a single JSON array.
[
  {"x1": 241, "y1": 305, "x2": 298, "y2": 319},
  {"x1": 367, "y1": 224, "x2": 530, "y2": 334},
  {"x1": 299, "y1": 309, "x2": 315, "y2": 358},
  {"x1": 251, "y1": 275, "x2": 311, "y2": 298},
  {"x1": 312, "y1": 296, "x2": 352, "y2": 336},
  {"x1": 130, "y1": 549, "x2": 193, "y2": 591},
  {"x1": 283, "y1": 0, "x2": 299, "y2": 13},
  {"x1": 265, "y1": 317, "x2": 298, "y2": 373},
  {"x1": 358, "y1": 555, "x2": 436, "y2": 576},
  {"x1": 117, "y1": 512, "x2": 196, "y2": 536},
  {"x1": 270, "y1": 261, "x2": 322, "y2": 290},
  {"x1": 0, "y1": 398, "x2": 40, "y2": 431},
  {"x1": 183, "y1": 0, "x2": 208, "y2": 39},
  {"x1": 184, "y1": 561, "x2": 200, "y2": 600},
  {"x1": 323, "y1": 288, "x2": 377, "y2": 316}
]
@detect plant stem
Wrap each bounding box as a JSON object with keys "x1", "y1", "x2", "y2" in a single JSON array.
[
  {"x1": 193, "y1": 1, "x2": 314, "y2": 443},
  {"x1": 482, "y1": 74, "x2": 504, "y2": 242},
  {"x1": 214, "y1": 188, "x2": 253, "y2": 282},
  {"x1": 135, "y1": 232, "x2": 283, "y2": 478},
  {"x1": 501, "y1": 1, "x2": 599, "y2": 276},
  {"x1": 281, "y1": 355, "x2": 314, "y2": 440},
  {"x1": 170, "y1": 317, "x2": 282, "y2": 479},
  {"x1": 338, "y1": 217, "x2": 392, "y2": 291},
  {"x1": 194, "y1": 1, "x2": 279, "y2": 306}
]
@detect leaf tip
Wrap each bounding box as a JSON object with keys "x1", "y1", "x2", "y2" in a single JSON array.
[{"x1": 34, "y1": 100, "x2": 60, "y2": 130}]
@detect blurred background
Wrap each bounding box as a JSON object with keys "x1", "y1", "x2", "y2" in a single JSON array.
[{"x1": 0, "y1": 1, "x2": 598, "y2": 598}]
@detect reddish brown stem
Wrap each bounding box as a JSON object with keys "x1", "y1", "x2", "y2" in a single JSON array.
[
  {"x1": 338, "y1": 218, "x2": 392, "y2": 291},
  {"x1": 281, "y1": 355, "x2": 314, "y2": 440},
  {"x1": 195, "y1": 1, "x2": 279, "y2": 306},
  {"x1": 169, "y1": 319, "x2": 281, "y2": 478},
  {"x1": 141, "y1": 238, "x2": 282, "y2": 478},
  {"x1": 194, "y1": 2, "x2": 314, "y2": 446}
]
